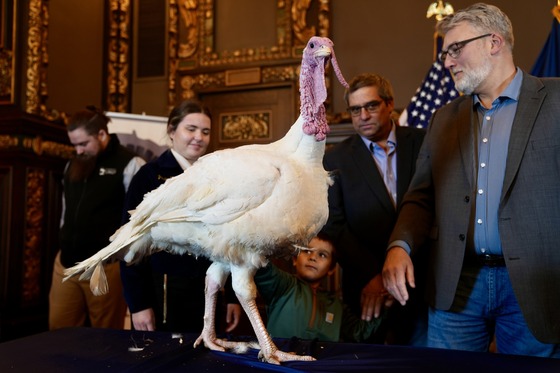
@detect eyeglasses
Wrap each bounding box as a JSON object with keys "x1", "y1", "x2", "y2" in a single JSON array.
[
  {"x1": 439, "y1": 33, "x2": 492, "y2": 63},
  {"x1": 347, "y1": 100, "x2": 383, "y2": 117}
]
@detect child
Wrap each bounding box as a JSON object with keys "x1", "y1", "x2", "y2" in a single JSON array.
[{"x1": 254, "y1": 232, "x2": 385, "y2": 342}]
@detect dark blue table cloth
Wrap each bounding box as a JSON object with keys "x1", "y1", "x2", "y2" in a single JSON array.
[{"x1": 0, "y1": 327, "x2": 558, "y2": 372}]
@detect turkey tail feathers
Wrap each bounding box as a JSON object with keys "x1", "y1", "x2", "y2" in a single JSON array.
[
  {"x1": 62, "y1": 234, "x2": 124, "y2": 292},
  {"x1": 63, "y1": 219, "x2": 155, "y2": 296},
  {"x1": 62, "y1": 257, "x2": 109, "y2": 295},
  {"x1": 89, "y1": 263, "x2": 109, "y2": 296}
]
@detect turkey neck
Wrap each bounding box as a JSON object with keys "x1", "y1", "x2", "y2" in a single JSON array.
[
  {"x1": 273, "y1": 115, "x2": 327, "y2": 164},
  {"x1": 293, "y1": 129, "x2": 326, "y2": 164}
]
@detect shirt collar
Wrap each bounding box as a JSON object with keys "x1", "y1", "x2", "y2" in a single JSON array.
[
  {"x1": 361, "y1": 121, "x2": 397, "y2": 151},
  {"x1": 474, "y1": 67, "x2": 523, "y2": 107},
  {"x1": 170, "y1": 148, "x2": 193, "y2": 171}
]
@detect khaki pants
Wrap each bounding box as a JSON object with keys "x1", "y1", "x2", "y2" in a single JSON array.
[{"x1": 49, "y1": 251, "x2": 127, "y2": 330}]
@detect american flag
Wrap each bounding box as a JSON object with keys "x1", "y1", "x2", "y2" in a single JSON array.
[{"x1": 400, "y1": 36, "x2": 459, "y2": 128}]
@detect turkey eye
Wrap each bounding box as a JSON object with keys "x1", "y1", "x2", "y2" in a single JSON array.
[{"x1": 309, "y1": 42, "x2": 315, "y2": 48}]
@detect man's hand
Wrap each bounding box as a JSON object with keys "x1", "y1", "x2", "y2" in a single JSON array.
[
  {"x1": 382, "y1": 246, "x2": 415, "y2": 306},
  {"x1": 360, "y1": 273, "x2": 392, "y2": 321},
  {"x1": 132, "y1": 308, "x2": 156, "y2": 331},
  {"x1": 224, "y1": 303, "x2": 242, "y2": 332}
]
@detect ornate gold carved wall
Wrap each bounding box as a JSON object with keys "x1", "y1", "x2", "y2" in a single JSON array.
[
  {"x1": 0, "y1": 0, "x2": 74, "y2": 341},
  {"x1": 23, "y1": 168, "x2": 45, "y2": 304},
  {"x1": 166, "y1": 0, "x2": 334, "y2": 151},
  {"x1": 17, "y1": 0, "x2": 332, "y2": 122},
  {"x1": 0, "y1": 134, "x2": 73, "y2": 158},
  {"x1": 0, "y1": 0, "x2": 16, "y2": 104},
  {"x1": 219, "y1": 110, "x2": 272, "y2": 142},
  {"x1": 20, "y1": 0, "x2": 68, "y2": 123},
  {"x1": 170, "y1": 0, "x2": 331, "y2": 107},
  {"x1": 107, "y1": 0, "x2": 131, "y2": 112},
  {"x1": 22, "y1": 0, "x2": 130, "y2": 118}
]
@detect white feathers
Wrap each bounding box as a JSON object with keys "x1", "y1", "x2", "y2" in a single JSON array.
[
  {"x1": 62, "y1": 36, "x2": 345, "y2": 364},
  {"x1": 63, "y1": 129, "x2": 332, "y2": 294}
]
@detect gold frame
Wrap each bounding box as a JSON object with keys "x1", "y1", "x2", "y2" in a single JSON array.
[
  {"x1": 107, "y1": 0, "x2": 131, "y2": 112},
  {"x1": 23, "y1": 0, "x2": 131, "y2": 117},
  {"x1": 25, "y1": 0, "x2": 48, "y2": 115},
  {"x1": 177, "y1": 0, "x2": 330, "y2": 69},
  {"x1": 171, "y1": 0, "x2": 331, "y2": 106},
  {"x1": 0, "y1": 0, "x2": 16, "y2": 105},
  {"x1": 1, "y1": 0, "x2": 6, "y2": 49},
  {"x1": 218, "y1": 110, "x2": 272, "y2": 143},
  {"x1": 195, "y1": 0, "x2": 292, "y2": 68},
  {"x1": 24, "y1": 0, "x2": 69, "y2": 122},
  {"x1": 20, "y1": 0, "x2": 332, "y2": 121}
]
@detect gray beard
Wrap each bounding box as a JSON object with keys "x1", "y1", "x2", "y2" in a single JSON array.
[{"x1": 455, "y1": 59, "x2": 492, "y2": 95}]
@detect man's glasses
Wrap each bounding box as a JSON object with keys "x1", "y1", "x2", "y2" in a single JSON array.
[
  {"x1": 347, "y1": 100, "x2": 383, "y2": 117},
  {"x1": 438, "y1": 33, "x2": 492, "y2": 63}
]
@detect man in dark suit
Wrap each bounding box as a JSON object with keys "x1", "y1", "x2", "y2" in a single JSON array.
[
  {"x1": 322, "y1": 73, "x2": 426, "y2": 345},
  {"x1": 383, "y1": 3, "x2": 560, "y2": 357}
]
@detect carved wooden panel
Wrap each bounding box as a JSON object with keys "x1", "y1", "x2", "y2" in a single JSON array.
[
  {"x1": 171, "y1": 0, "x2": 331, "y2": 114},
  {"x1": 107, "y1": 0, "x2": 132, "y2": 112},
  {"x1": 0, "y1": 0, "x2": 16, "y2": 104},
  {"x1": 135, "y1": 0, "x2": 167, "y2": 79},
  {"x1": 0, "y1": 110, "x2": 70, "y2": 341},
  {"x1": 200, "y1": 84, "x2": 294, "y2": 151}
]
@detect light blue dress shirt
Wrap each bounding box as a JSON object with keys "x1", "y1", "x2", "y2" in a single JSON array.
[
  {"x1": 388, "y1": 69, "x2": 523, "y2": 257},
  {"x1": 472, "y1": 68, "x2": 523, "y2": 256},
  {"x1": 363, "y1": 122, "x2": 398, "y2": 208}
]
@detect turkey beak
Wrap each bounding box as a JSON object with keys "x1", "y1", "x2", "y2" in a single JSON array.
[{"x1": 314, "y1": 46, "x2": 332, "y2": 66}]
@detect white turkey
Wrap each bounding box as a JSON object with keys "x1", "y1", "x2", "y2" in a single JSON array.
[{"x1": 64, "y1": 36, "x2": 348, "y2": 364}]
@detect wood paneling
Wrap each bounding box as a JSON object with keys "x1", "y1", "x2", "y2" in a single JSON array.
[
  {"x1": 0, "y1": 108, "x2": 70, "y2": 341},
  {"x1": 200, "y1": 84, "x2": 295, "y2": 152}
]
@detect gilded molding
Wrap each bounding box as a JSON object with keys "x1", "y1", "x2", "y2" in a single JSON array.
[
  {"x1": 0, "y1": 134, "x2": 73, "y2": 159},
  {"x1": 22, "y1": 168, "x2": 45, "y2": 303},
  {"x1": 219, "y1": 111, "x2": 272, "y2": 142},
  {"x1": 25, "y1": 0, "x2": 44, "y2": 114},
  {"x1": 317, "y1": 0, "x2": 330, "y2": 38},
  {"x1": 179, "y1": 72, "x2": 225, "y2": 100},
  {"x1": 168, "y1": 0, "x2": 180, "y2": 110},
  {"x1": 292, "y1": 0, "x2": 331, "y2": 43},
  {"x1": 173, "y1": 0, "x2": 331, "y2": 105},
  {"x1": 106, "y1": 0, "x2": 131, "y2": 112},
  {"x1": 0, "y1": 50, "x2": 13, "y2": 101},
  {"x1": 0, "y1": 134, "x2": 19, "y2": 148},
  {"x1": 35, "y1": 138, "x2": 74, "y2": 158},
  {"x1": 261, "y1": 65, "x2": 298, "y2": 83},
  {"x1": 292, "y1": 0, "x2": 316, "y2": 46},
  {"x1": 179, "y1": 63, "x2": 300, "y2": 99},
  {"x1": 0, "y1": 0, "x2": 16, "y2": 105},
  {"x1": 24, "y1": 0, "x2": 69, "y2": 122},
  {"x1": 197, "y1": 0, "x2": 292, "y2": 67},
  {"x1": 178, "y1": 0, "x2": 198, "y2": 58}
]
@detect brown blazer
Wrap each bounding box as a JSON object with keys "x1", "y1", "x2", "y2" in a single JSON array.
[{"x1": 390, "y1": 71, "x2": 560, "y2": 343}]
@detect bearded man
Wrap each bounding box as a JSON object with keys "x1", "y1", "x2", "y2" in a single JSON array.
[
  {"x1": 383, "y1": 3, "x2": 560, "y2": 358},
  {"x1": 49, "y1": 107, "x2": 145, "y2": 330}
]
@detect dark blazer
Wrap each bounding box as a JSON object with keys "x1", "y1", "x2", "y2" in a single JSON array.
[
  {"x1": 322, "y1": 125, "x2": 425, "y2": 312},
  {"x1": 390, "y1": 71, "x2": 560, "y2": 343}
]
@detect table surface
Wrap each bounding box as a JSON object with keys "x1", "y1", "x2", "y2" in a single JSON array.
[{"x1": 0, "y1": 327, "x2": 558, "y2": 372}]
